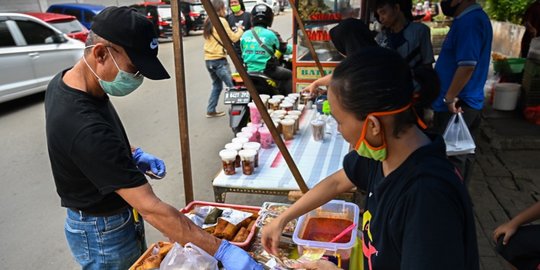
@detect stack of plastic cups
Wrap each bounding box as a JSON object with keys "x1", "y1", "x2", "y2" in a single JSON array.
[
  {"x1": 238, "y1": 149, "x2": 257, "y2": 175},
  {"x1": 284, "y1": 114, "x2": 299, "y2": 133},
  {"x1": 243, "y1": 142, "x2": 261, "y2": 167},
  {"x1": 248, "y1": 102, "x2": 261, "y2": 124},
  {"x1": 281, "y1": 119, "x2": 295, "y2": 141},
  {"x1": 224, "y1": 142, "x2": 243, "y2": 168},
  {"x1": 232, "y1": 137, "x2": 249, "y2": 145},
  {"x1": 259, "y1": 126, "x2": 273, "y2": 149},
  {"x1": 219, "y1": 149, "x2": 237, "y2": 175}
]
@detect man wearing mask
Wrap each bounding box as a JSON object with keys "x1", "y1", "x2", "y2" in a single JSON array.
[
  {"x1": 45, "y1": 7, "x2": 261, "y2": 270},
  {"x1": 432, "y1": 0, "x2": 492, "y2": 185},
  {"x1": 227, "y1": 0, "x2": 252, "y2": 61}
]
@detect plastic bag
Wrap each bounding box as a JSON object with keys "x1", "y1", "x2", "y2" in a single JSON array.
[
  {"x1": 160, "y1": 242, "x2": 218, "y2": 270},
  {"x1": 442, "y1": 113, "x2": 476, "y2": 156}
]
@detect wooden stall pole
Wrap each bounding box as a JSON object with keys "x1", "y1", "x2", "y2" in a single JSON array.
[
  {"x1": 200, "y1": 0, "x2": 309, "y2": 193},
  {"x1": 171, "y1": 0, "x2": 194, "y2": 204},
  {"x1": 288, "y1": 0, "x2": 325, "y2": 77}
]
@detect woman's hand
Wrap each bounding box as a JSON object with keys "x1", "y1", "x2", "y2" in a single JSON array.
[
  {"x1": 292, "y1": 260, "x2": 341, "y2": 270},
  {"x1": 493, "y1": 220, "x2": 519, "y2": 245},
  {"x1": 261, "y1": 216, "x2": 287, "y2": 256},
  {"x1": 302, "y1": 81, "x2": 320, "y2": 97}
]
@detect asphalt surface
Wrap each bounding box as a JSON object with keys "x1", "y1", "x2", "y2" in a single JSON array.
[{"x1": 0, "y1": 11, "x2": 293, "y2": 269}]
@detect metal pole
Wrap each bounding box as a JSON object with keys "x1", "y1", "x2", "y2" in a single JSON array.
[
  {"x1": 288, "y1": 0, "x2": 325, "y2": 77},
  {"x1": 200, "y1": 0, "x2": 309, "y2": 193},
  {"x1": 171, "y1": 0, "x2": 194, "y2": 204}
]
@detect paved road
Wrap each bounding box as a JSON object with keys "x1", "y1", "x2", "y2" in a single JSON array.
[{"x1": 0, "y1": 11, "x2": 293, "y2": 269}]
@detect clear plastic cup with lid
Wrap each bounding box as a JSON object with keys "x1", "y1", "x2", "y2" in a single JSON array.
[
  {"x1": 272, "y1": 94, "x2": 285, "y2": 101},
  {"x1": 311, "y1": 119, "x2": 326, "y2": 141},
  {"x1": 268, "y1": 98, "x2": 281, "y2": 110},
  {"x1": 259, "y1": 126, "x2": 273, "y2": 149},
  {"x1": 232, "y1": 137, "x2": 249, "y2": 145},
  {"x1": 281, "y1": 118, "x2": 295, "y2": 140},
  {"x1": 243, "y1": 142, "x2": 261, "y2": 167},
  {"x1": 280, "y1": 102, "x2": 294, "y2": 112},
  {"x1": 225, "y1": 142, "x2": 243, "y2": 167},
  {"x1": 219, "y1": 149, "x2": 237, "y2": 175},
  {"x1": 248, "y1": 102, "x2": 262, "y2": 124},
  {"x1": 238, "y1": 149, "x2": 257, "y2": 175},
  {"x1": 284, "y1": 114, "x2": 299, "y2": 132}
]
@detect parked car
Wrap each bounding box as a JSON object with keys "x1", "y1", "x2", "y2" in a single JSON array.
[
  {"x1": 179, "y1": 1, "x2": 206, "y2": 36},
  {"x1": 0, "y1": 13, "x2": 84, "y2": 104},
  {"x1": 131, "y1": 2, "x2": 177, "y2": 39},
  {"x1": 25, "y1": 12, "x2": 89, "y2": 42},
  {"x1": 46, "y1": 3, "x2": 105, "y2": 29},
  {"x1": 259, "y1": 0, "x2": 280, "y2": 15},
  {"x1": 278, "y1": 0, "x2": 287, "y2": 11},
  {"x1": 244, "y1": 0, "x2": 259, "y2": 13}
]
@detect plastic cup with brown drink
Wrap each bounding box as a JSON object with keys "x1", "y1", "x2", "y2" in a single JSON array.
[
  {"x1": 281, "y1": 118, "x2": 295, "y2": 141},
  {"x1": 284, "y1": 114, "x2": 299, "y2": 133},
  {"x1": 225, "y1": 142, "x2": 243, "y2": 167},
  {"x1": 268, "y1": 98, "x2": 281, "y2": 110},
  {"x1": 280, "y1": 101, "x2": 294, "y2": 112},
  {"x1": 239, "y1": 149, "x2": 257, "y2": 175},
  {"x1": 311, "y1": 119, "x2": 326, "y2": 141},
  {"x1": 243, "y1": 142, "x2": 261, "y2": 167},
  {"x1": 219, "y1": 149, "x2": 237, "y2": 175}
]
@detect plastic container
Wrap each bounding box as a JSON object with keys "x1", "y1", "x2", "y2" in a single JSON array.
[
  {"x1": 219, "y1": 149, "x2": 237, "y2": 175},
  {"x1": 493, "y1": 83, "x2": 521, "y2": 111},
  {"x1": 248, "y1": 102, "x2": 261, "y2": 124},
  {"x1": 292, "y1": 200, "x2": 360, "y2": 260},
  {"x1": 239, "y1": 149, "x2": 257, "y2": 175},
  {"x1": 281, "y1": 118, "x2": 295, "y2": 140},
  {"x1": 180, "y1": 201, "x2": 261, "y2": 250},
  {"x1": 225, "y1": 143, "x2": 243, "y2": 168},
  {"x1": 243, "y1": 142, "x2": 261, "y2": 167},
  {"x1": 259, "y1": 126, "x2": 273, "y2": 149}
]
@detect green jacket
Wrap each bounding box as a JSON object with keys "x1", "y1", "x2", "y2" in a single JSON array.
[{"x1": 241, "y1": 26, "x2": 292, "y2": 72}]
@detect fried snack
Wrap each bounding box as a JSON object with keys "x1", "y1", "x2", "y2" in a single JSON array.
[
  {"x1": 238, "y1": 217, "x2": 252, "y2": 228},
  {"x1": 232, "y1": 227, "x2": 249, "y2": 242},
  {"x1": 204, "y1": 208, "x2": 223, "y2": 225},
  {"x1": 204, "y1": 226, "x2": 216, "y2": 234},
  {"x1": 141, "y1": 255, "x2": 161, "y2": 269},
  {"x1": 247, "y1": 220, "x2": 256, "y2": 232},
  {"x1": 213, "y1": 218, "x2": 228, "y2": 238},
  {"x1": 157, "y1": 243, "x2": 173, "y2": 259},
  {"x1": 222, "y1": 222, "x2": 241, "y2": 240}
]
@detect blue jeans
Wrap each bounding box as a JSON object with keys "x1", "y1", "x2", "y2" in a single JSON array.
[
  {"x1": 206, "y1": 58, "x2": 233, "y2": 113},
  {"x1": 65, "y1": 208, "x2": 146, "y2": 270}
]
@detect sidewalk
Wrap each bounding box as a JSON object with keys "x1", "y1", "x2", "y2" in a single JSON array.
[{"x1": 470, "y1": 105, "x2": 540, "y2": 269}]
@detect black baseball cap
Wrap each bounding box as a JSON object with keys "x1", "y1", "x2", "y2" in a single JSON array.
[{"x1": 91, "y1": 6, "x2": 170, "y2": 80}]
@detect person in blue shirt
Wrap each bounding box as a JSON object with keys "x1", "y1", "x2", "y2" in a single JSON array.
[
  {"x1": 241, "y1": 3, "x2": 292, "y2": 94},
  {"x1": 432, "y1": 0, "x2": 492, "y2": 185}
]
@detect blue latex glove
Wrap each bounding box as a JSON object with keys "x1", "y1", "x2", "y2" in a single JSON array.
[
  {"x1": 132, "y1": 148, "x2": 166, "y2": 178},
  {"x1": 214, "y1": 240, "x2": 263, "y2": 270}
]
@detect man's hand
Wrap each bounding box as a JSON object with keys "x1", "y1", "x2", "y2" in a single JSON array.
[
  {"x1": 132, "y1": 148, "x2": 166, "y2": 178},
  {"x1": 444, "y1": 97, "x2": 463, "y2": 114},
  {"x1": 214, "y1": 240, "x2": 263, "y2": 270}
]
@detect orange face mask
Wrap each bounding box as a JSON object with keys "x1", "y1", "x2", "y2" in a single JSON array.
[{"x1": 354, "y1": 103, "x2": 427, "y2": 161}]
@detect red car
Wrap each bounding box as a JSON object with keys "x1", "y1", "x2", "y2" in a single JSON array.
[{"x1": 25, "y1": 12, "x2": 89, "y2": 42}]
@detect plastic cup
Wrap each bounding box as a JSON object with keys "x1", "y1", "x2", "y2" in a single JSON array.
[
  {"x1": 272, "y1": 119, "x2": 282, "y2": 134},
  {"x1": 281, "y1": 118, "x2": 295, "y2": 140},
  {"x1": 298, "y1": 104, "x2": 306, "y2": 111},
  {"x1": 280, "y1": 101, "x2": 294, "y2": 112},
  {"x1": 285, "y1": 114, "x2": 299, "y2": 132},
  {"x1": 219, "y1": 149, "x2": 237, "y2": 175},
  {"x1": 311, "y1": 119, "x2": 326, "y2": 141},
  {"x1": 259, "y1": 94, "x2": 270, "y2": 107},
  {"x1": 268, "y1": 99, "x2": 281, "y2": 110},
  {"x1": 288, "y1": 110, "x2": 302, "y2": 116},
  {"x1": 232, "y1": 137, "x2": 249, "y2": 145},
  {"x1": 284, "y1": 97, "x2": 297, "y2": 110},
  {"x1": 248, "y1": 102, "x2": 261, "y2": 124},
  {"x1": 272, "y1": 94, "x2": 285, "y2": 101},
  {"x1": 243, "y1": 142, "x2": 261, "y2": 167},
  {"x1": 225, "y1": 142, "x2": 243, "y2": 167},
  {"x1": 259, "y1": 126, "x2": 273, "y2": 149},
  {"x1": 239, "y1": 149, "x2": 257, "y2": 175}
]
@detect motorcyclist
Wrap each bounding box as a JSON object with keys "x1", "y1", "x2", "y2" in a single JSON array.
[{"x1": 241, "y1": 3, "x2": 292, "y2": 95}]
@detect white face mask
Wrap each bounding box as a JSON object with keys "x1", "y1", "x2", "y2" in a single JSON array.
[{"x1": 83, "y1": 46, "x2": 144, "y2": 96}]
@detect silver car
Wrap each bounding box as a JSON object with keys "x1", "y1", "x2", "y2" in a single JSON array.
[{"x1": 0, "y1": 13, "x2": 84, "y2": 104}]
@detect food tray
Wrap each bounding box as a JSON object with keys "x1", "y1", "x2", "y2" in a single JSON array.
[
  {"x1": 129, "y1": 241, "x2": 171, "y2": 270},
  {"x1": 181, "y1": 200, "x2": 261, "y2": 250},
  {"x1": 256, "y1": 211, "x2": 297, "y2": 236},
  {"x1": 260, "y1": 202, "x2": 291, "y2": 215}
]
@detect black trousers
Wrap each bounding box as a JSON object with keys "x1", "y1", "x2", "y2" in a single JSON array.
[
  {"x1": 496, "y1": 224, "x2": 540, "y2": 270},
  {"x1": 431, "y1": 103, "x2": 481, "y2": 186},
  {"x1": 265, "y1": 66, "x2": 292, "y2": 95}
]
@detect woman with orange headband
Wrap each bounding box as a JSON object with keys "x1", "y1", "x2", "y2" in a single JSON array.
[{"x1": 261, "y1": 47, "x2": 479, "y2": 270}]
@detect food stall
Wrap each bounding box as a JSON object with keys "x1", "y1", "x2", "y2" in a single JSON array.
[{"x1": 292, "y1": 0, "x2": 363, "y2": 92}]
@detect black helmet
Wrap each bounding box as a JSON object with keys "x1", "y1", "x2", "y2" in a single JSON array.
[{"x1": 251, "y1": 3, "x2": 274, "y2": 27}]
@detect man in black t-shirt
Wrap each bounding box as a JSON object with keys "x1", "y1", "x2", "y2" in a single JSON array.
[
  {"x1": 226, "y1": 0, "x2": 252, "y2": 61},
  {"x1": 45, "y1": 6, "x2": 261, "y2": 270}
]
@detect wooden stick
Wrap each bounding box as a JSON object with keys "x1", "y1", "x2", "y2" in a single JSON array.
[
  {"x1": 288, "y1": 0, "x2": 326, "y2": 77},
  {"x1": 200, "y1": 0, "x2": 309, "y2": 193},
  {"x1": 171, "y1": 0, "x2": 194, "y2": 204}
]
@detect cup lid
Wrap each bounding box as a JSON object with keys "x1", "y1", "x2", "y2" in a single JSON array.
[
  {"x1": 272, "y1": 95, "x2": 285, "y2": 100},
  {"x1": 285, "y1": 115, "x2": 298, "y2": 120},
  {"x1": 280, "y1": 102, "x2": 293, "y2": 108},
  {"x1": 288, "y1": 93, "x2": 300, "y2": 98},
  {"x1": 239, "y1": 149, "x2": 257, "y2": 158},
  {"x1": 236, "y1": 132, "x2": 252, "y2": 139},
  {"x1": 225, "y1": 142, "x2": 243, "y2": 151},
  {"x1": 248, "y1": 102, "x2": 257, "y2": 108},
  {"x1": 274, "y1": 110, "x2": 287, "y2": 115},
  {"x1": 259, "y1": 94, "x2": 271, "y2": 99},
  {"x1": 232, "y1": 137, "x2": 249, "y2": 144},
  {"x1": 281, "y1": 119, "x2": 295, "y2": 126},
  {"x1": 219, "y1": 149, "x2": 237, "y2": 159},
  {"x1": 269, "y1": 98, "x2": 280, "y2": 104},
  {"x1": 243, "y1": 142, "x2": 261, "y2": 150},
  {"x1": 288, "y1": 110, "x2": 302, "y2": 116},
  {"x1": 311, "y1": 119, "x2": 325, "y2": 126}
]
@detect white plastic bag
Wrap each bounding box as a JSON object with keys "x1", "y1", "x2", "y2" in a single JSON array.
[
  {"x1": 160, "y1": 242, "x2": 218, "y2": 270},
  {"x1": 442, "y1": 113, "x2": 476, "y2": 156}
]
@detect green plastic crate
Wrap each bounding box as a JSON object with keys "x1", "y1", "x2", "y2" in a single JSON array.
[{"x1": 493, "y1": 58, "x2": 526, "y2": 74}]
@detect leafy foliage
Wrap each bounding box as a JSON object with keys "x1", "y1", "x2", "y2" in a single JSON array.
[{"x1": 485, "y1": 0, "x2": 536, "y2": 24}]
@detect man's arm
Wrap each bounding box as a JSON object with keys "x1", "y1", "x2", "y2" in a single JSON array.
[
  {"x1": 444, "y1": 66, "x2": 475, "y2": 113},
  {"x1": 116, "y1": 184, "x2": 221, "y2": 255}
]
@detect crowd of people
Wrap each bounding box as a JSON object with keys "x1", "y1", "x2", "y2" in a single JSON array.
[{"x1": 43, "y1": 0, "x2": 539, "y2": 269}]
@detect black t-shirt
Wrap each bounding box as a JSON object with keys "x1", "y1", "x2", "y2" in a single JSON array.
[
  {"x1": 45, "y1": 70, "x2": 147, "y2": 213},
  {"x1": 226, "y1": 12, "x2": 252, "y2": 33},
  {"x1": 343, "y1": 134, "x2": 479, "y2": 270}
]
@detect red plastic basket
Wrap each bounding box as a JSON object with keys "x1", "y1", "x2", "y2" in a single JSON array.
[{"x1": 180, "y1": 201, "x2": 261, "y2": 250}]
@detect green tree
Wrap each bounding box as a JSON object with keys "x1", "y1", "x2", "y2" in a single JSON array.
[{"x1": 486, "y1": 0, "x2": 536, "y2": 24}]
